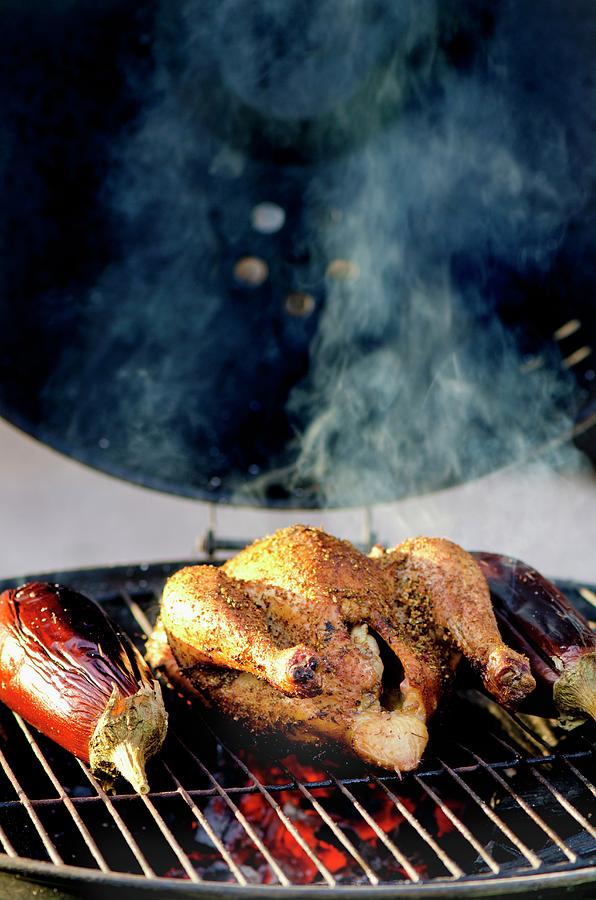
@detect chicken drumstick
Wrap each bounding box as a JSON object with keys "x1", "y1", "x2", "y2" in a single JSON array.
[{"x1": 373, "y1": 537, "x2": 536, "y2": 708}]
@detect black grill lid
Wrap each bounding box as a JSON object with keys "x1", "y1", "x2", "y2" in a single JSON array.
[{"x1": 1, "y1": 0, "x2": 595, "y2": 508}]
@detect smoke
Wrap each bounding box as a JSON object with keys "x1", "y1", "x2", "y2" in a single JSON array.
[
  {"x1": 274, "y1": 59, "x2": 584, "y2": 504},
  {"x1": 238, "y1": 0, "x2": 593, "y2": 504},
  {"x1": 37, "y1": 0, "x2": 594, "y2": 505}
]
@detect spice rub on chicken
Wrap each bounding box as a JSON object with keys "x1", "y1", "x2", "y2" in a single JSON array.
[
  {"x1": 152, "y1": 526, "x2": 445, "y2": 773},
  {"x1": 149, "y1": 526, "x2": 535, "y2": 773},
  {"x1": 371, "y1": 537, "x2": 536, "y2": 709}
]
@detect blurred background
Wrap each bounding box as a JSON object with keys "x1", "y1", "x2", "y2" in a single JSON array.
[
  {"x1": 1, "y1": 0, "x2": 596, "y2": 583},
  {"x1": 2, "y1": 416, "x2": 595, "y2": 582}
]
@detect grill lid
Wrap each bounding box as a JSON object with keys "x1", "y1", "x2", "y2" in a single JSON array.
[{"x1": 1, "y1": 0, "x2": 595, "y2": 508}]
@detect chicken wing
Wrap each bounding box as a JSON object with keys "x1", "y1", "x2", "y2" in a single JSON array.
[{"x1": 373, "y1": 537, "x2": 536, "y2": 708}]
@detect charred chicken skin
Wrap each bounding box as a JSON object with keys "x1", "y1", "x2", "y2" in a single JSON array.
[
  {"x1": 155, "y1": 526, "x2": 445, "y2": 773},
  {"x1": 151, "y1": 527, "x2": 535, "y2": 773}
]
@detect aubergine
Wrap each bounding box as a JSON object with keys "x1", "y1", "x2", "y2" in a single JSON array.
[
  {"x1": 474, "y1": 552, "x2": 596, "y2": 727},
  {"x1": 0, "y1": 582, "x2": 167, "y2": 792}
]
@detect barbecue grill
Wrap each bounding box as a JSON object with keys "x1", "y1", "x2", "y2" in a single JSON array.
[
  {"x1": 0, "y1": 561, "x2": 593, "y2": 899},
  {"x1": 1, "y1": 0, "x2": 596, "y2": 897}
]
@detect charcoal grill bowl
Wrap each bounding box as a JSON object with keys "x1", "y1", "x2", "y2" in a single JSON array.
[
  {"x1": 0, "y1": 859, "x2": 594, "y2": 900},
  {"x1": 0, "y1": 561, "x2": 594, "y2": 900}
]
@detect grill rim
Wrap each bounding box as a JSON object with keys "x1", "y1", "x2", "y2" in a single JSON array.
[
  {"x1": 0, "y1": 561, "x2": 594, "y2": 898},
  {"x1": 0, "y1": 854, "x2": 594, "y2": 899}
]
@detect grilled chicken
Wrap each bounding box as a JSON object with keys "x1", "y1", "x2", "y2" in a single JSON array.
[
  {"x1": 150, "y1": 527, "x2": 535, "y2": 773},
  {"x1": 371, "y1": 537, "x2": 536, "y2": 708},
  {"x1": 154, "y1": 526, "x2": 446, "y2": 773}
]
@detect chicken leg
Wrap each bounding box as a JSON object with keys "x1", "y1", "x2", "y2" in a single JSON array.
[
  {"x1": 373, "y1": 537, "x2": 536, "y2": 708},
  {"x1": 161, "y1": 565, "x2": 321, "y2": 697}
]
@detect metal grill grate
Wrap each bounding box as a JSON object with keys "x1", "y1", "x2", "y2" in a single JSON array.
[{"x1": 0, "y1": 561, "x2": 594, "y2": 897}]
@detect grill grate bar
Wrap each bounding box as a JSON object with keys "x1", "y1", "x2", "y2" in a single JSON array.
[
  {"x1": 459, "y1": 742, "x2": 577, "y2": 864},
  {"x1": 0, "y1": 745, "x2": 62, "y2": 865},
  {"x1": 491, "y1": 731, "x2": 596, "y2": 844},
  {"x1": 197, "y1": 723, "x2": 337, "y2": 886},
  {"x1": 161, "y1": 760, "x2": 247, "y2": 886},
  {"x1": 121, "y1": 589, "x2": 153, "y2": 639},
  {"x1": 13, "y1": 714, "x2": 110, "y2": 873},
  {"x1": 563, "y1": 757, "x2": 596, "y2": 799},
  {"x1": 0, "y1": 748, "x2": 590, "y2": 809},
  {"x1": 75, "y1": 760, "x2": 156, "y2": 878},
  {"x1": 123, "y1": 587, "x2": 291, "y2": 885},
  {"x1": 573, "y1": 736, "x2": 596, "y2": 797},
  {"x1": 327, "y1": 773, "x2": 421, "y2": 883},
  {"x1": 437, "y1": 758, "x2": 542, "y2": 869},
  {"x1": 0, "y1": 824, "x2": 17, "y2": 858},
  {"x1": 371, "y1": 776, "x2": 464, "y2": 879},
  {"x1": 493, "y1": 726, "x2": 582, "y2": 785},
  {"x1": 412, "y1": 775, "x2": 500, "y2": 874},
  {"x1": 138, "y1": 791, "x2": 202, "y2": 882},
  {"x1": 279, "y1": 762, "x2": 380, "y2": 886},
  {"x1": 529, "y1": 767, "x2": 596, "y2": 842},
  {"x1": 175, "y1": 734, "x2": 291, "y2": 886},
  {"x1": 497, "y1": 729, "x2": 596, "y2": 800}
]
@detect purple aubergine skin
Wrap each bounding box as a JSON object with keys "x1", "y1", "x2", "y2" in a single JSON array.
[
  {"x1": 473, "y1": 552, "x2": 596, "y2": 724},
  {"x1": 0, "y1": 582, "x2": 167, "y2": 792}
]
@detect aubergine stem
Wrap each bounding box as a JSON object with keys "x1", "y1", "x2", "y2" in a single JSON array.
[
  {"x1": 88, "y1": 681, "x2": 167, "y2": 794},
  {"x1": 553, "y1": 653, "x2": 596, "y2": 725}
]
